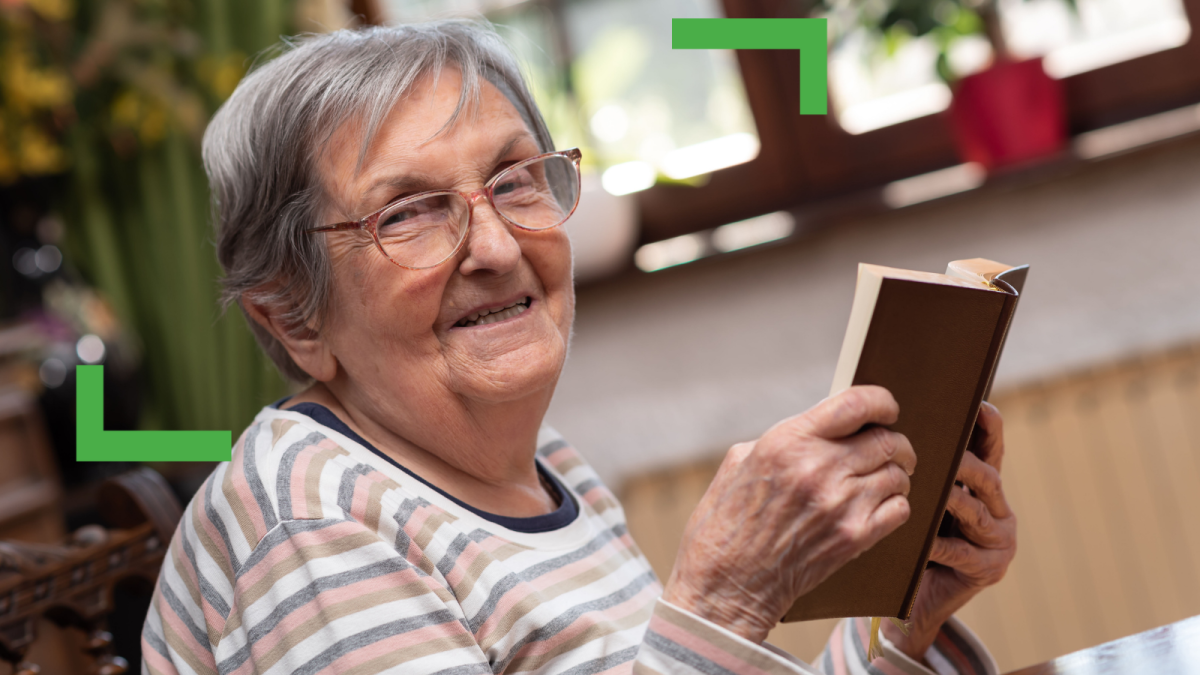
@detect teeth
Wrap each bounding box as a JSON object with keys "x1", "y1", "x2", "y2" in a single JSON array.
[{"x1": 456, "y1": 298, "x2": 529, "y2": 327}]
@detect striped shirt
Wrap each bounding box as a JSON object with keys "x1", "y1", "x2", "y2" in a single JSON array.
[{"x1": 141, "y1": 403, "x2": 998, "y2": 675}]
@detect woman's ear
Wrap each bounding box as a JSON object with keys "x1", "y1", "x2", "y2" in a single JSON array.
[{"x1": 242, "y1": 293, "x2": 338, "y2": 382}]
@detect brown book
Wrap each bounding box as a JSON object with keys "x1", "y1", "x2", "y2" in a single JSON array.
[{"x1": 782, "y1": 258, "x2": 1028, "y2": 623}]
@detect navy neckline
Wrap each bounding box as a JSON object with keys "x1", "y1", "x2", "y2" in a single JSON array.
[{"x1": 269, "y1": 398, "x2": 578, "y2": 533}]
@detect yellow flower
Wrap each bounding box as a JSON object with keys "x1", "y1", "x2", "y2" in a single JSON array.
[
  {"x1": 25, "y1": 0, "x2": 74, "y2": 22},
  {"x1": 18, "y1": 124, "x2": 68, "y2": 175}
]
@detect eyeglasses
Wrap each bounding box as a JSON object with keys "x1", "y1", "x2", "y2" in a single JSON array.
[{"x1": 306, "y1": 148, "x2": 582, "y2": 270}]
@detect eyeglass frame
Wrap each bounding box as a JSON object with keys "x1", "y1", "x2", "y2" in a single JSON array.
[{"x1": 305, "y1": 147, "x2": 583, "y2": 271}]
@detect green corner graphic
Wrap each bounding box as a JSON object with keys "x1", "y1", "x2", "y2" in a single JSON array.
[
  {"x1": 671, "y1": 18, "x2": 828, "y2": 115},
  {"x1": 76, "y1": 365, "x2": 232, "y2": 462}
]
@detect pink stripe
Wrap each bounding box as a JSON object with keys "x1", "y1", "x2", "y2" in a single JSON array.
[
  {"x1": 172, "y1": 536, "x2": 226, "y2": 635},
  {"x1": 582, "y1": 486, "x2": 610, "y2": 506},
  {"x1": 289, "y1": 447, "x2": 319, "y2": 520},
  {"x1": 243, "y1": 566, "x2": 424, "y2": 660},
  {"x1": 444, "y1": 541, "x2": 485, "y2": 587},
  {"x1": 141, "y1": 634, "x2": 181, "y2": 675},
  {"x1": 649, "y1": 612, "x2": 777, "y2": 675},
  {"x1": 507, "y1": 582, "x2": 658, "y2": 658},
  {"x1": 236, "y1": 520, "x2": 366, "y2": 590},
  {"x1": 529, "y1": 536, "x2": 634, "y2": 591},
  {"x1": 828, "y1": 620, "x2": 848, "y2": 675},
  {"x1": 320, "y1": 619, "x2": 470, "y2": 672},
  {"x1": 545, "y1": 446, "x2": 577, "y2": 467},
  {"x1": 348, "y1": 470, "x2": 395, "y2": 523},
  {"x1": 157, "y1": 593, "x2": 217, "y2": 669}
]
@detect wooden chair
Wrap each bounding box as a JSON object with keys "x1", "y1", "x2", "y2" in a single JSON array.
[{"x1": 0, "y1": 467, "x2": 181, "y2": 674}]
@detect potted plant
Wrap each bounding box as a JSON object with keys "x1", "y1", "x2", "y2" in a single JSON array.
[{"x1": 819, "y1": 0, "x2": 1073, "y2": 171}]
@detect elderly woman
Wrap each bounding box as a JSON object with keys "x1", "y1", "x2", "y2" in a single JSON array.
[{"x1": 142, "y1": 20, "x2": 1015, "y2": 675}]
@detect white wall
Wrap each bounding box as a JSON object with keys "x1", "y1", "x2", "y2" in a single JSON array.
[{"x1": 547, "y1": 135, "x2": 1200, "y2": 487}]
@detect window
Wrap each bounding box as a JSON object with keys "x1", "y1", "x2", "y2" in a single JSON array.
[
  {"x1": 825, "y1": 0, "x2": 1192, "y2": 136},
  {"x1": 379, "y1": 0, "x2": 759, "y2": 194}
]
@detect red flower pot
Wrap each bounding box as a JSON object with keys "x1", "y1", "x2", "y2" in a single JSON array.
[{"x1": 947, "y1": 57, "x2": 1067, "y2": 171}]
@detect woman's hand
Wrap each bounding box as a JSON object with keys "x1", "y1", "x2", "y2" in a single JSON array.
[
  {"x1": 882, "y1": 401, "x2": 1017, "y2": 662},
  {"x1": 661, "y1": 385, "x2": 918, "y2": 644}
]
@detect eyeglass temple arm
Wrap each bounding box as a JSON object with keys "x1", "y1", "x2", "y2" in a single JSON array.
[{"x1": 307, "y1": 222, "x2": 363, "y2": 233}]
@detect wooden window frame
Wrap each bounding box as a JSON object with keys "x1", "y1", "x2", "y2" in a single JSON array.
[{"x1": 636, "y1": 0, "x2": 1200, "y2": 244}]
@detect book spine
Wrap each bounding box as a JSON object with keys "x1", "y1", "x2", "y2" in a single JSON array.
[{"x1": 900, "y1": 287, "x2": 1020, "y2": 620}]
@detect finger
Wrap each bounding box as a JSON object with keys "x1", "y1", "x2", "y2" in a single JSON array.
[
  {"x1": 863, "y1": 494, "x2": 911, "y2": 547},
  {"x1": 956, "y1": 451, "x2": 1011, "y2": 520},
  {"x1": 944, "y1": 485, "x2": 1017, "y2": 552},
  {"x1": 973, "y1": 402, "x2": 1005, "y2": 471},
  {"x1": 861, "y1": 460, "x2": 911, "y2": 501},
  {"x1": 841, "y1": 427, "x2": 916, "y2": 477},
  {"x1": 929, "y1": 535, "x2": 978, "y2": 569},
  {"x1": 792, "y1": 386, "x2": 899, "y2": 440}
]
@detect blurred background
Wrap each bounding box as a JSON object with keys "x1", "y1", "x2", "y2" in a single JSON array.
[{"x1": 1, "y1": 0, "x2": 1198, "y2": 671}]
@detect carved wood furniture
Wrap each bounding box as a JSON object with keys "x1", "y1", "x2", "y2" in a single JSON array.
[
  {"x1": 0, "y1": 387, "x2": 64, "y2": 545},
  {"x1": 0, "y1": 467, "x2": 181, "y2": 674}
]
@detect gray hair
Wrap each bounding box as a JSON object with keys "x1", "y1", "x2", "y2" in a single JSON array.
[{"x1": 205, "y1": 20, "x2": 555, "y2": 382}]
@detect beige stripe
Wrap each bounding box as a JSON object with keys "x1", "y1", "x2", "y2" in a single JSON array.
[
  {"x1": 549, "y1": 455, "x2": 584, "y2": 475},
  {"x1": 654, "y1": 601, "x2": 788, "y2": 673},
  {"x1": 480, "y1": 547, "x2": 639, "y2": 651},
  {"x1": 413, "y1": 510, "x2": 457, "y2": 551},
  {"x1": 249, "y1": 578, "x2": 450, "y2": 672},
  {"x1": 169, "y1": 553, "x2": 220, "y2": 648},
  {"x1": 303, "y1": 446, "x2": 350, "y2": 519},
  {"x1": 363, "y1": 478, "x2": 398, "y2": 533},
  {"x1": 340, "y1": 633, "x2": 481, "y2": 675},
  {"x1": 506, "y1": 597, "x2": 654, "y2": 672},
  {"x1": 221, "y1": 455, "x2": 263, "y2": 550},
  {"x1": 191, "y1": 495, "x2": 235, "y2": 583},
  {"x1": 489, "y1": 540, "x2": 532, "y2": 560},
  {"x1": 238, "y1": 530, "x2": 381, "y2": 610},
  {"x1": 157, "y1": 594, "x2": 219, "y2": 675},
  {"x1": 587, "y1": 493, "x2": 621, "y2": 516},
  {"x1": 271, "y1": 418, "x2": 298, "y2": 446},
  {"x1": 633, "y1": 662, "x2": 668, "y2": 675}
]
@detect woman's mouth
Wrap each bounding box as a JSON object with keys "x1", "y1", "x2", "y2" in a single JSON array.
[{"x1": 454, "y1": 297, "x2": 532, "y2": 328}]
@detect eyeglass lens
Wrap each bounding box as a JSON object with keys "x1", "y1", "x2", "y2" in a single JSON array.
[{"x1": 375, "y1": 155, "x2": 578, "y2": 269}]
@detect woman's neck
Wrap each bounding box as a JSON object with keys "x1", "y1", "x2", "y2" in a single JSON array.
[{"x1": 281, "y1": 381, "x2": 559, "y2": 518}]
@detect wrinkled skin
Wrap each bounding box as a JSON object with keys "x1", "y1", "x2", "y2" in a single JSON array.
[
  {"x1": 882, "y1": 402, "x2": 1017, "y2": 662},
  {"x1": 664, "y1": 391, "x2": 1017, "y2": 656}
]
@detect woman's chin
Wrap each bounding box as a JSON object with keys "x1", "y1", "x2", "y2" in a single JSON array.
[{"x1": 444, "y1": 327, "x2": 567, "y2": 404}]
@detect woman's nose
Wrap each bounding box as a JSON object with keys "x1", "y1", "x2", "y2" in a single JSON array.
[{"x1": 457, "y1": 197, "x2": 522, "y2": 276}]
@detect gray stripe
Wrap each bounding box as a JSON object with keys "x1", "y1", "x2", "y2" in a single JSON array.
[
  {"x1": 467, "y1": 528, "x2": 493, "y2": 544},
  {"x1": 202, "y1": 472, "x2": 240, "y2": 575},
  {"x1": 558, "y1": 645, "x2": 640, "y2": 675},
  {"x1": 336, "y1": 463, "x2": 375, "y2": 513},
  {"x1": 517, "y1": 523, "x2": 625, "y2": 581},
  {"x1": 141, "y1": 621, "x2": 172, "y2": 660},
  {"x1": 427, "y1": 664, "x2": 494, "y2": 675},
  {"x1": 276, "y1": 431, "x2": 325, "y2": 521},
  {"x1": 239, "y1": 422, "x2": 280, "y2": 533},
  {"x1": 938, "y1": 620, "x2": 988, "y2": 675},
  {"x1": 391, "y1": 496, "x2": 428, "y2": 552},
  {"x1": 437, "y1": 533, "x2": 474, "y2": 578},
  {"x1": 537, "y1": 438, "x2": 569, "y2": 458},
  {"x1": 573, "y1": 478, "x2": 602, "y2": 495},
  {"x1": 236, "y1": 518, "x2": 344, "y2": 580},
  {"x1": 291, "y1": 609, "x2": 463, "y2": 675},
  {"x1": 466, "y1": 523, "x2": 626, "y2": 633},
  {"x1": 491, "y1": 570, "x2": 658, "y2": 674},
  {"x1": 158, "y1": 578, "x2": 212, "y2": 650},
  {"x1": 822, "y1": 644, "x2": 835, "y2": 675},
  {"x1": 218, "y1": 553, "x2": 426, "y2": 672},
  {"x1": 642, "y1": 629, "x2": 740, "y2": 675},
  {"x1": 846, "y1": 618, "x2": 890, "y2": 675},
  {"x1": 181, "y1": 530, "x2": 230, "y2": 618}
]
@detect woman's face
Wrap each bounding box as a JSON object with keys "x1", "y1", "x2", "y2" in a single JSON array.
[{"x1": 313, "y1": 69, "x2": 574, "y2": 420}]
